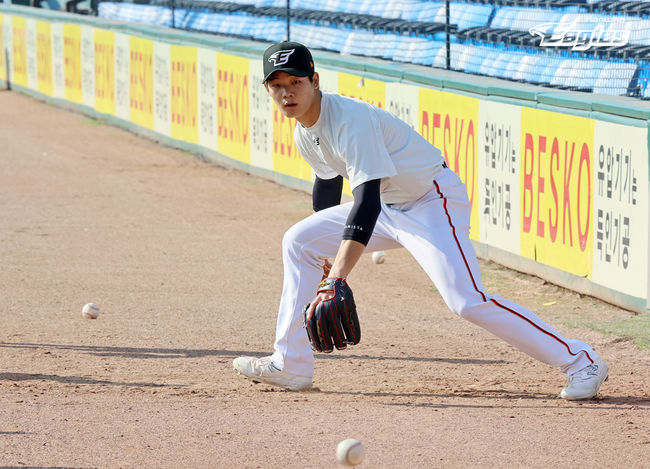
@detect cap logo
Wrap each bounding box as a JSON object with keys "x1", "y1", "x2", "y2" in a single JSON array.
[{"x1": 268, "y1": 49, "x2": 295, "y2": 67}]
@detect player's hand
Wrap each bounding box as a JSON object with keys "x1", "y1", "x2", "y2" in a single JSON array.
[
  {"x1": 304, "y1": 259, "x2": 334, "y2": 320},
  {"x1": 305, "y1": 290, "x2": 334, "y2": 321},
  {"x1": 303, "y1": 278, "x2": 361, "y2": 353},
  {"x1": 321, "y1": 258, "x2": 332, "y2": 281}
]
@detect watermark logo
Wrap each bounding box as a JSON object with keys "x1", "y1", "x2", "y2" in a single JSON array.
[{"x1": 529, "y1": 20, "x2": 630, "y2": 51}]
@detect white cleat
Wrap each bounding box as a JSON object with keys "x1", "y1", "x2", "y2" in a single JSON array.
[
  {"x1": 233, "y1": 356, "x2": 312, "y2": 391},
  {"x1": 559, "y1": 358, "x2": 609, "y2": 400}
]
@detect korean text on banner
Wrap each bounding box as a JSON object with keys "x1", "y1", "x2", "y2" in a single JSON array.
[
  {"x1": 81, "y1": 26, "x2": 95, "y2": 108},
  {"x1": 386, "y1": 82, "x2": 419, "y2": 131},
  {"x1": 198, "y1": 48, "x2": 218, "y2": 152},
  {"x1": 592, "y1": 121, "x2": 648, "y2": 299},
  {"x1": 249, "y1": 57, "x2": 271, "y2": 171},
  {"x1": 478, "y1": 100, "x2": 521, "y2": 254},
  {"x1": 25, "y1": 18, "x2": 36, "y2": 90}
]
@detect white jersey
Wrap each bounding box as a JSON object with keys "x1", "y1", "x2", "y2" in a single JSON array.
[{"x1": 294, "y1": 93, "x2": 444, "y2": 204}]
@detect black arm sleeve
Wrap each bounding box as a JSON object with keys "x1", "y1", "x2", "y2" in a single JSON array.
[
  {"x1": 342, "y1": 179, "x2": 381, "y2": 246},
  {"x1": 312, "y1": 175, "x2": 343, "y2": 212}
]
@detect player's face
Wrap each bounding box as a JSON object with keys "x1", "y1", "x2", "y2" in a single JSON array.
[{"x1": 265, "y1": 71, "x2": 320, "y2": 127}]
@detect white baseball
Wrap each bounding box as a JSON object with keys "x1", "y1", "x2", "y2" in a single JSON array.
[
  {"x1": 371, "y1": 251, "x2": 385, "y2": 264},
  {"x1": 82, "y1": 303, "x2": 100, "y2": 319},
  {"x1": 336, "y1": 438, "x2": 365, "y2": 466}
]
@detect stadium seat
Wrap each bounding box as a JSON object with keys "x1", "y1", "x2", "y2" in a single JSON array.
[
  {"x1": 462, "y1": 46, "x2": 491, "y2": 74},
  {"x1": 450, "y1": 43, "x2": 472, "y2": 71},
  {"x1": 512, "y1": 8, "x2": 563, "y2": 32},
  {"x1": 502, "y1": 51, "x2": 525, "y2": 79},
  {"x1": 415, "y1": 2, "x2": 444, "y2": 23},
  {"x1": 550, "y1": 58, "x2": 602, "y2": 90},
  {"x1": 593, "y1": 62, "x2": 640, "y2": 95},
  {"x1": 94, "y1": 0, "x2": 648, "y2": 98},
  {"x1": 490, "y1": 7, "x2": 520, "y2": 29},
  {"x1": 512, "y1": 54, "x2": 546, "y2": 82},
  {"x1": 624, "y1": 18, "x2": 650, "y2": 46}
]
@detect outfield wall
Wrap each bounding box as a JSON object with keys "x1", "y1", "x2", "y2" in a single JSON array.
[{"x1": 1, "y1": 5, "x2": 649, "y2": 313}]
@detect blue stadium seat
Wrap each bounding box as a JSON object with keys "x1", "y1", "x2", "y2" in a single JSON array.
[
  {"x1": 461, "y1": 46, "x2": 491, "y2": 74},
  {"x1": 450, "y1": 43, "x2": 472, "y2": 71},
  {"x1": 511, "y1": 8, "x2": 564, "y2": 32},
  {"x1": 490, "y1": 7, "x2": 521, "y2": 30},
  {"x1": 341, "y1": 31, "x2": 376, "y2": 56},
  {"x1": 95, "y1": 0, "x2": 648, "y2": 98},
  {"x1": 432, "y1": 3, "x2": 493, "y2": 29},
  {"x1": 393, "y1": 37, "x2": 443, "y2": 66},
  {"x1": 415, "y1": 2, "x2": 444, "y2": 23},
  {"x1": 636, "y1": 62, "x2": 650, "y2": 98},
  {"x1": 399, "y1": 0, "x2": 434, "y2": 21},
  {"x1": 550, "y1": 58, "x2": 601, "y2": 90},
  {"x1": 543, "y1": 56, "x2": 566, "y2": 84},
  {"x1": 626, "y1": 18, "x2": 650, "y2": 46},
  {"x1": 378, "y1": 34, "x2": 404, "y2": 60},
  {"x1": 502, "y1": 51, "x2": 525, "y2": 79},
  {"x1": 512, "y1": 54, "x2": 546, "y2": 82},
  {"x1": 593, "y1": 62, "x2": 640, "y2": 95}
]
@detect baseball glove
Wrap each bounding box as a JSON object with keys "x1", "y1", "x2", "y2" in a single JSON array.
[{"x1": 303, "y1": 278, "x2": 361, "y2": 353}]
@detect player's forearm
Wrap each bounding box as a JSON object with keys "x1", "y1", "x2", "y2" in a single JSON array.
[{"x1": 328, "y1": 239, "x2": 366, "y2": 279}]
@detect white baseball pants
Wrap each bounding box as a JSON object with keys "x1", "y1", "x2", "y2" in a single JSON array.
[{"x1": 271, "y1": 168, "x2": 598, "y2": 378}]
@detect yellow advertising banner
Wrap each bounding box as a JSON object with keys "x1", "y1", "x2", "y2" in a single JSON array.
[
  {"x1": 419, "y1": 88, "x2": 480, "y2": 239},
  {"x1": 36, "y1": 21, "x2": 52, "y2": 96},
  {"x1": 129, "y1": 35, "x2": 154, "y2": 130},
  {"x1": 11, "y1": 16, "x2": 27, "y2": 87},
  {"x1": 520, "y1": 108, "x2": 595, "y2": 276},
  {"x1": 217, "y1": 52, "x2": 250, "y2": 163},
  {"x1": 170, "y1": 45, "x2": 198, "y2": 144},
  {"x1": 271, "y1": 107, "x2": 312, "y2": 182},
  {"x1": 94, "y1": 28, "x2": 114, "y2": 115},
  {"x1": 338, "y1": 72, "x2": 386, "y2": 109},
  {"x1": 63, "y1": 23, "x2": 82, "y2": 103},
  {"x1": 0, "y1": 14, "x2": 6, "y2": 82}
]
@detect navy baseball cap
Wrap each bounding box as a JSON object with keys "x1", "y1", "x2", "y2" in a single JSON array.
[{"x1": 262, "y1": 41, "x2": 314, "y2": 83}]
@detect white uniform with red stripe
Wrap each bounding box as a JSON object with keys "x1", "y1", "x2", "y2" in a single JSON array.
[{"x1": 271, "y1": 93, "x2": 597, "y2": 378}]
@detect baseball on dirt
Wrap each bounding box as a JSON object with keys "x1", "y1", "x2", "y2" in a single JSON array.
[
  {"x1": 336, "y1": 438, "x2": 365, "y2": 466},
  {"x1": 371, "y1": 251, "x2": 385, "y2": 264},
  {"x1": 81, "y1": 303, "x2": 100, "y2": 319}
]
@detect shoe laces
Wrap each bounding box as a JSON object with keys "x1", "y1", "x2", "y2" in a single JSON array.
[
  {"x1": 253, "y1": 356, "x2": 280, "y2": 374},
  {"x1": 569, "y1": 363, "x2": 601, "y2": 383}
]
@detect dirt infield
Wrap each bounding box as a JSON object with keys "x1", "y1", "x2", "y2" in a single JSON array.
[{"x1": 1, "y1": 90, "x2": 648, "y2": 469}]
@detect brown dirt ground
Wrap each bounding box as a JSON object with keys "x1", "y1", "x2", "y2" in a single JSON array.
[{"x1": 0, "y1": 90, "x2": 648, "y2": 469}]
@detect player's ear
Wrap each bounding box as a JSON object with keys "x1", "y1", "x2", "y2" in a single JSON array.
[{"x1": 312, "y1": 72, "x2": 320, "y2": 90}]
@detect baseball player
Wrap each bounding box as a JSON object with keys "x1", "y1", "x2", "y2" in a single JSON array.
[{"x1": 233, "y1": 41, "x2": 608, "y2": 400}]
